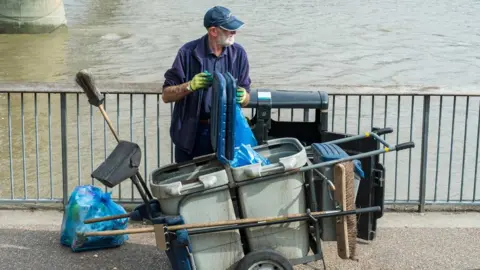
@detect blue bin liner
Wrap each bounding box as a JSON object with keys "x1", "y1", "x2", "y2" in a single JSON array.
[
  {"x1": 60, "y1": 185, "x2": 129, "y2": 252},
  {"x1": 312, "y1": 143, "x2": 365, "y2": 178}
]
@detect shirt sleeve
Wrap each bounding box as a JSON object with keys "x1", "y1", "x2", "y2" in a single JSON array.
[
  {"x1": 163, "y1": 49, "x2": 186, "y2": 89},
  {"x1": 236, "y1": 47, "x2": 252, "y2": 93}
]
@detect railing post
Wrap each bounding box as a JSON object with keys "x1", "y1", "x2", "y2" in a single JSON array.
[
  {"x1": 418, "y1": 95, "x2": 430, "y2": 212},
  {"x1": 61, "y1": 93, "x2": 69, "y2": 206}
]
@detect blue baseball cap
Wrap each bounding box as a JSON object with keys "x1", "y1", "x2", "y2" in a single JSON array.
[{"x1": 204, "y1": 6, "x2": 245, "y2": 31}]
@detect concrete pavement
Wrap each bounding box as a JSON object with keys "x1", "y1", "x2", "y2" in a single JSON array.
[{"x1": 0, "y1": 210, "x2": 479, "y2": 270}]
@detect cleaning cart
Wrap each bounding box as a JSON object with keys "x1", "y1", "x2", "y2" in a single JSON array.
[{"x1": 74, "y1": 70, "x2": 415, "y2": 270}]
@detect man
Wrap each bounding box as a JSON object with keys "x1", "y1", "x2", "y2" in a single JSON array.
[{"x1": 162, "y1": 6, "x2": 251, "y2": 163}]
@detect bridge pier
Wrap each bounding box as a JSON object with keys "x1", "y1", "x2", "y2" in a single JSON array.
[{"x1": 0, "y1": 0, "x2": 67, "y2": 34}]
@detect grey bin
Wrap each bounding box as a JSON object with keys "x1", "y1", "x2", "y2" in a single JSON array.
[
  {"x1": 230, "y1": 137, "x2": 310, "y2": 260},
  {"x1": 149, "y1": 155, "x2": 244, "y2": 270}
]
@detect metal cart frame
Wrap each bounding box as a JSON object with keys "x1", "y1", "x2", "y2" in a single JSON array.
[
  {"x1": 81, "y1": 128, "x2": 413, "y2": 270},
  {"x1": 74, "y1": 69, "x2": 415, "y2": 270}
]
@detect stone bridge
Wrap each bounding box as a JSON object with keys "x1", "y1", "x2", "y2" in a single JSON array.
[{"x1": 0, "y1": 0, "x2": 66, "y2": 33}]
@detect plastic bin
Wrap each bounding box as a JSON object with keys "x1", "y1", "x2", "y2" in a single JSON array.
[
  {"x1": 311, "y1": 142, "x2": 364, "y2": 241},
  {"x1": 148, "y1": 72, "x2": 244, "y2": 270},
  {"x1": 231, "y1": 137, "x2": 310, "y2": 260},
  {"x1": 245, "y1": 89, "x2": 329, "y2": 145},
  {"x1": 149, "y1": 156, "x2": 244, "y2": 270}
]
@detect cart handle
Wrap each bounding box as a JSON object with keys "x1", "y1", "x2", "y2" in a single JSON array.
[
  {"x1": 318, "y1": 127, "x2": 395, "y2": 149},
  {"x1": 299, "y1": 140, "x2": 415, "y2": 172},
  {"x1": 373, "y1": 127, "x2": 393, "y2": 136},
  {"x1": 394, "y1": 142, "x2": 415, "y2": 151}
]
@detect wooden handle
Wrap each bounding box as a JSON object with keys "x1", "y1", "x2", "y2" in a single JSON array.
[
  {"x1": 334, "y1": 163, "x2": 350, "y2": 259},
  {"x1": 81, "y1": 227, "x2": 154, "y2": 237},
  {"x1": 99, "y1": 104, "x2": 120, "y2": 143},
  {"x1": 168, "y1": 212, "x2": 311, "y2": 231},
  {"x1": 80, "y1": 209, "x2": 339, "y2": 238},
  {"x1": 83, "y1": 213, "x2": 131, "y2": 224}
]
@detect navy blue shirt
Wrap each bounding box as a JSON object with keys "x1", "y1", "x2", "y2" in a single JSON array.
[{"x1": 163, "y1": 34, "x2": 251, "y2": 154}]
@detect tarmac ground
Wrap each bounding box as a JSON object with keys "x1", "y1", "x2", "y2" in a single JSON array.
[{"x1": 1, "y1": 210, "x2": 479, "y2": 270}]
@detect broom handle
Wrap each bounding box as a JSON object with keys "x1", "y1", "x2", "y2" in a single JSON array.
[
  {"x1": 80, "y1": 210, "x2": 339, "y2": 237},
  {"x1": 97, "y1": 103, "x2": 154, "y2": 201},
  {"x1": 99, "y1": 104, "x2": 120, "y2": 143},
  {"x1": 81, "y1": 227, "x2": 155, "y2": 236},
  {"x1": 83, "y1": 213, "x2": 131, "y2": 224},
  {"x1": 167, "y1": 211, "x2": 324, "y2": 230}
]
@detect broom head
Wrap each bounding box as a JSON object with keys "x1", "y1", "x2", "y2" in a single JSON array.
[
  {"x1": 75, "y1": 69, "x2": 104, "y2": 107},
  {"x1": 334, "y1": 161, "x2": 358, "y2": 261}
]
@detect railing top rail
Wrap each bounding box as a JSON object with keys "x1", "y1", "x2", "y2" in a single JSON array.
[{"x1": 0, "y1": 82, "x2": 478, "y2": 96}]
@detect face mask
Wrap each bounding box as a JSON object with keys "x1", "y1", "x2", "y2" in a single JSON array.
[{"x1": 217, "y1": 29, "x2": 235, "y2": 47}]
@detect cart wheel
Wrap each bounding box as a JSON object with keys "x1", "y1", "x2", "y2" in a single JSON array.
[{"x1": 235, "y1": 250, "x2": 293, "y2": 270}]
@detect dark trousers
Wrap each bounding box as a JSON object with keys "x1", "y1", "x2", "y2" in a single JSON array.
[{"x1": 174, "y1": 123, "x2": 213, "y2": 163}]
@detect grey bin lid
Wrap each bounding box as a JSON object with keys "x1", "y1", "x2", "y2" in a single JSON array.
[{"x1": 246, "y1": 89, "x2": 328, "y2": 109}]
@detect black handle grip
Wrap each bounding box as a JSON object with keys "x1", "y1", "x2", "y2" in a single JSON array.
[
  {"x1": 395, "y1": 142, "x2": 415, "y2": 151},
  {"x1": 373, "y1": 127, "x2": 393, "y2": 136}
]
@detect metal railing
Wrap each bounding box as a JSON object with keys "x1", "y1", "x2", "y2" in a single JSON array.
[{"x1": 0, "y1": 83, "x2": 479, "y2": 212}]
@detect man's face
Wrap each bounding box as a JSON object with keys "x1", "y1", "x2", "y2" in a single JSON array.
[{"x1": 216, "y1": 27, "x2": 236, "y2": 47}]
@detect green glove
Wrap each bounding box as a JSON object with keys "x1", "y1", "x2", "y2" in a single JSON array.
[
  {"x1": 187, "y1": 71, "x2": 213, "y2": 91},
  {"x1": 236, "y1": 87, "x2": 247, "y2": 104}
]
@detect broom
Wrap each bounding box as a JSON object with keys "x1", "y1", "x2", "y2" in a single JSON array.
[
  {"x1": 74, "y1": 69, "x2": 153, "y2": 200},
  {"x1": 334, "y1": 161, "x2": 358, "y2": 261},
  {"x1": 75, "y1": 69, "x2": 119, "y2": 142}
]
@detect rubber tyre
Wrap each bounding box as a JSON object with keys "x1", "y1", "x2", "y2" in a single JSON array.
[{"x1": 235, "y1": 250, "x2": 293, "y2": 270}]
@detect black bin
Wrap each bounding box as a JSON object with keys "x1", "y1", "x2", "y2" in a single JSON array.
[
  {"x1": 246, "y1": 89, "x2": 386, "y2": 241},
  {"x1": 245, "y1": 89, "x2": 329, "y2": 145}
]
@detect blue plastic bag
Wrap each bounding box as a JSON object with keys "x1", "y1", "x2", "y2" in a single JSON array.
[
  {"x1": 230, "y1": 104, "x2": 271, "y2": 168},
  {"x1": 234, "y1": 104, "x2": 258, "y2": 148},
  {"x1": 230, "y1": 143, "x2": 271, "y2": 168},
  {"x1": 60, "y1": 185, "x2": 129, "y2": 252}
]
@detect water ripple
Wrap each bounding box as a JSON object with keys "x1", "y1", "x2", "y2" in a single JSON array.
[{"x1": 0, "y1": 0, "x2": 478, "y2": 88}]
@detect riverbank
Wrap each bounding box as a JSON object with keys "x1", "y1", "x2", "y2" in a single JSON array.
[{"x1": 1, "y1": 209, "x2": 479, "y2": 270}]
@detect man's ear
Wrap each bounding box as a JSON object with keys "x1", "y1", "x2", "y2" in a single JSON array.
[{"x1": 207, "y1": 26, "x2": 218, "y2": 37}]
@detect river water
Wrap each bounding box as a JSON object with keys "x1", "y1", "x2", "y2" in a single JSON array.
[{"x1": 0, "y1": 0, "x2": 479, "y2": 202}]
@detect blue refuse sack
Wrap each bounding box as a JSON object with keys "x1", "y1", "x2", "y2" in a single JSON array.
[
  {"x1": 234, "y1": 103, "x2": 258, "y2": 148},
  {"x1": 230, "y1": 103, "x2": 271, "y2": 168},
  {"x1": 230, "y1": 143, "x2": 271, "y2": 168},
  {"x1": 60, "y1": 185, "x2": 129, "y2": 252}
]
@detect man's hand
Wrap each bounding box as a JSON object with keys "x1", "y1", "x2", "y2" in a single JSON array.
[
  {"x1": 236, "y1": 87, "x2": 249, "y2": 105},
  {"x1": 163, "y1": 71, "x2": 213, "y2": 103},
  {"x1": 188, "y1": 71, "x2": 213, "y2": 91}
]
